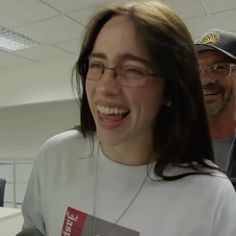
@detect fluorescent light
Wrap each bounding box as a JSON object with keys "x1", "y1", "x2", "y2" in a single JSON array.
[{"x1": 0, "y1": 26, "x2": 38, "y2": 52}]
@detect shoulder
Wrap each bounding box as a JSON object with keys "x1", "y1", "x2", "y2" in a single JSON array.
[
  {"x1": 36, "y1": 130, "x2": 96, "y2": 164},
  {"x1": 164, "y1": 164, "x2": 236, "y2": 197},
  {"x1": 43, "y1": 129, "x2": 86, "y2": 148},
  {"x1": 180, "y1": 170, "x2": 236, "y2": 202}
]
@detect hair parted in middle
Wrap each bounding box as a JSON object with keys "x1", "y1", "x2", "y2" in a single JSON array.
[{"x1": 72, "y1": 1, "x2": 216, "y2": 179}]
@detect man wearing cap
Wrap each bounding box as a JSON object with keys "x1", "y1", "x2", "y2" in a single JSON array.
[{"x1": 195, "y1": 29, "x2": 236, "y2": 186}]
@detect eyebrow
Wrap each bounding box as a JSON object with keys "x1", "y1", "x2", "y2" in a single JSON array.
[{"x1": 89, "y1": 52, "x2": 151, "y2": 66}]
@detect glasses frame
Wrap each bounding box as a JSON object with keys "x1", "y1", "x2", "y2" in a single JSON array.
[
  {"x1": 199, "y1": 62, "x2": 236, "y2": 79},
  {"x1": 85, "y1": 60, "x2": 158, "y2": 87}
]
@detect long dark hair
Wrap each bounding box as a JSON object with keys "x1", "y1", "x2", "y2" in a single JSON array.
[{"x1": 72, "y1": 1, "x2": 218, "y2": 180}]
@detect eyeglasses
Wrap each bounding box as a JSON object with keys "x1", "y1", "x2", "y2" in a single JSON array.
[
  {"x1": 199, "y1": 62, "x2": 236, "y2": 79},
  {"x1": 86, "y1": 59, "x2": 157, "y2": 87}
]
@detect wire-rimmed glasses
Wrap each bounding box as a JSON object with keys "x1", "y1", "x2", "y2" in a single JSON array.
[
  {"x1": 199, "y1": 62, "x2": 236, "y2": 80},
  {"x1": 86, "y1": 59, "x2": 157, "y2": 87}
]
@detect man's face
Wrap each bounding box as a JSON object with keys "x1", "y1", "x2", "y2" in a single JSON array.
[{"x1": 198, "y1": 51, "x2": 234, "y2": 116}]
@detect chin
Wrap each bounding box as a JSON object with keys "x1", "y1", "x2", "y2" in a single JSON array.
[
  {"x1": 96, "y1": 129, "x2": 124, "y2": 146},
  {"x1": 206, "y1": 103, "x2": 223, "y2": 116}
]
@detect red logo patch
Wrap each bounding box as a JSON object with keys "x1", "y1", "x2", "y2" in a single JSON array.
[{"x1": 61, "y1": 207, "x2": 87, "y2": 236}]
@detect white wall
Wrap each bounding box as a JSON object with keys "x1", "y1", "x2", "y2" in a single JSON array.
[
  {"x1": 0, "y1": 57, "x2": 77, "y2": 108},
  {"x1": 0, "y1": 99, "x2": 80, "y2": 160}
]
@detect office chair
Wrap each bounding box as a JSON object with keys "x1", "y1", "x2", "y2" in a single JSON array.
[{"x1": 0, "y1": 177, "x2": 6, "y2": 206}]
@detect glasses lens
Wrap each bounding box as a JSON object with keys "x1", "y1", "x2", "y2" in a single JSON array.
[
  {"x1": 118, "y1": 66, "x2": 149, "y2": 87},
  {"x1": 86, "y1": 61, "x2": 154, "y2": 87},
  {"x1": 199, "y1": 63, "x2": 231, "y2": 79},
  {"x1": 210, "y1": 63, "x2": 230, "y2": 77},
  {"x1": 87, "y1": 61, "x2": 103, "y2": 80}
]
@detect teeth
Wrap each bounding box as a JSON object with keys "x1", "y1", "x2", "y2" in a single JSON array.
[
  {"x1": 204, "y1": 91, "x2": 219, "y2": 95},
  {"x1": 97, "y1": 105, "x2": 129, "y2": 115}
]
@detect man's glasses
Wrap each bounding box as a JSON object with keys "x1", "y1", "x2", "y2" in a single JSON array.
[
  {"x1": 86, "y1": 59, "x2": 157, "y2": 87},
  {"x1": 199, "y1": 62, "x2": 236, "y2": 79}
]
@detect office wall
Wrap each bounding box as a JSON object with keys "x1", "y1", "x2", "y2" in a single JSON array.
[
  {"x1": 0, "y1": 57, "x2": 77, "y2": 108},
  {"x1": 0, "y1": 99, "x2": 80, "y2": 160}
]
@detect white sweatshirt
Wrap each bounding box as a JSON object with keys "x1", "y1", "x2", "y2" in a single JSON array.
[{"x1": 21, "y1": 130, "x2": 236, "y2": 236}]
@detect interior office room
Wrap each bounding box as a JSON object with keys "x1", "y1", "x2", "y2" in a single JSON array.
[{"x1": 0, "y1": 0, "x2": 236, "y2": 235}]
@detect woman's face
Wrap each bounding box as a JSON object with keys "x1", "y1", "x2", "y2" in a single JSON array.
[{"x1": 85, "y1": 15, "x2": 165, "y2": 147}]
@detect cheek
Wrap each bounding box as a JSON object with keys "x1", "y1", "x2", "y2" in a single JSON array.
[
  {"x1": 129, "y1": 82, "x2": 165, "y2": 117},
  {"x1": 145, "y1": 89, "x2": 164, "y2": 117},
  {"x1": 233, "y1": 77, "x2": 236, "y2": 92},
  {"x1": 85, "y1": 80, "x2": 94, "y2": 102},
  {"x1": 85, "y1": 80, "x2": 97, "y2": 116},
  {"x1": 224, "y1": 81, "x2": 233, "y2": 93}
]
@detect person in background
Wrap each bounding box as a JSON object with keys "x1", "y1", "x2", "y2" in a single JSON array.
[
  {"x1": 18, "y1": 1, "x2": 236, "y2": 236},
  {"x1": 195, "y1": 29, "x2": 236, "y2": 186}
]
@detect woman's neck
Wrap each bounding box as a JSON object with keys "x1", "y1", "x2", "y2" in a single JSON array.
[{"x1": 100, "y1": 139, "x2": 156, "y2": 166}]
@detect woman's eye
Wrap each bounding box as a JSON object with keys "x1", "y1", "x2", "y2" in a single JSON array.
[
  {"x1": 124, "y1": 67, "x2": 146, "y2": 75},
  {"x1": 89, "y1": 62, "x2": 103, "y2": 69}
]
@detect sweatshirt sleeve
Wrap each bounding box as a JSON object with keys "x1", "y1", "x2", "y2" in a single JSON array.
[{"x1": 20, "y1": 147, "x2": 47, "y2": 236}]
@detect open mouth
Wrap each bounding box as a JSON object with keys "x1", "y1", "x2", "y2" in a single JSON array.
[
  {"x1": 203, "y1": 90, "x2": 221, "y2": 96},
  {"x1": 96, "y1": 104, "x2": 130, "y2": 126},
  {"x1": 204, "y1": 92, "x2": 220, "y2": 96},
  {"x1": 97, "y1": 104, "x2": 130, "y2": 116}
]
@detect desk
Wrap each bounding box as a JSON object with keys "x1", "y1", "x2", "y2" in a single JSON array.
[{"x1": 0, "y1": 207, "x2": 23, "y2": 235}]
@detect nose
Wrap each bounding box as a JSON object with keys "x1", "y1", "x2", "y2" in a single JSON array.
[
  {"x1": 200, "y1": 69, "x2": 216, "y2": 86},
  {"x1": 96, "y1": 68, "x2": 121, "y2": 95}
]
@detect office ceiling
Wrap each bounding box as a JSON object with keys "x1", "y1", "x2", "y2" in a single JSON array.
[{"x1": 0, "y1": 0, "x2": 236, "y2": 107}]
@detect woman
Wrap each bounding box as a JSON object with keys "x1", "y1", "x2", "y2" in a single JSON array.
[{"x1": 19, "y1": 1, "x2": 236, "y2": 236}]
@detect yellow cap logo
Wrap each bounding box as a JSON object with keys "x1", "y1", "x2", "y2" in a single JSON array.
[{"x1": 198, "y1": 31, "x2": 220, "y2": 45}]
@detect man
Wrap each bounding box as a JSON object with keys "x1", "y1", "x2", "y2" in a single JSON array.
[{"x1": 195, "y1": 29, "x2": 236, "y2": 185}]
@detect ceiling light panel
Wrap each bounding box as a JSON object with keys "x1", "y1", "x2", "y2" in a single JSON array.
[{"x1": 0, "y1": 26, "x2": 38, "y2": 52}]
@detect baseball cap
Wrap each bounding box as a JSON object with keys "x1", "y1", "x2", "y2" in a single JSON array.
[{"x1": 195, "y1": 29, "x2": 236, "y2": 60}]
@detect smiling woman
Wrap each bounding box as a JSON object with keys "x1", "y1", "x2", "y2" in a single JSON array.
[
  {"x1": 18, "y1": 1, "x2": 236, "y2": 236},
  {"x1": 84, "y1": 15, "x2": 165, "y2": 159}
]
